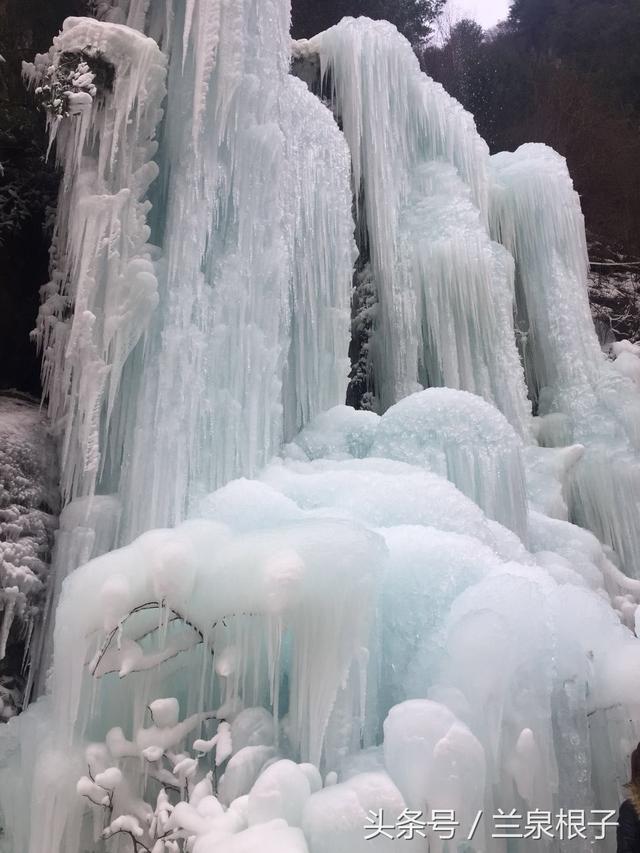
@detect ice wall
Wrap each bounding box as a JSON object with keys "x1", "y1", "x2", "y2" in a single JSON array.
[
  {"x1": 491, "y1": 145, "x2": 640, "y2": 575},
  {"x1": 302, "y1": 19, "x2": 532, "y2": 436},
  {"x1": 21, "y1": 17, "x2": 167, "y2": 693},
  {"x1": 111, "y1": 0, "x2": 354, "y2": 541},
  {"x1": 22, "y1": 0, "x2": 355, "y2": 628},
  {"x1": 25, "y1": 17, "x2": 167, "y2": 505},
  {"x1": 3, "y1": 6, "x2": 640, "y2": 853}
]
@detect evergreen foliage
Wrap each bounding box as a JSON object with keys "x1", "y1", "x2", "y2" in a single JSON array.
[
  {"x1": 291, "y1": 0, "x2": 445, "y2": 45},
  {"x1": 423, "y1": 0, "x2": 640, "y2": 257}
]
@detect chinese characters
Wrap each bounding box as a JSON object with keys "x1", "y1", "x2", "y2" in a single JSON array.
[{"x1": 364, "y1": 808, "x2": 617, "y2": 842}]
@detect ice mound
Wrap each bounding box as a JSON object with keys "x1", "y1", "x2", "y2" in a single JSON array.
[
  {"x1": 372, "y1": 388, "x2": 528, "y2": 539},
  {"x1": 383, "y1": 700, "x2": 484, "y2": 833},
  {"x1": 3, "y1": 424, "x2": 637, "y2": 851},
  {"x1": 280, "y1": 390, "x2": 530, "y2": 543},
  {"x1": 610, "y1": 340, "x2": 640, "y2": 388},
  {"x1": 261, "y1": 456, "x2": 513, "y2": 554},
  {"x1": 302, "y1": 771, "x2": 416, "y2": 852},
  {"x1": 47, "y1": 516, "x2": 383, "y2": 764},
  {"x1": 287, "y1": 405, "x2": 379, "y2": 461}
]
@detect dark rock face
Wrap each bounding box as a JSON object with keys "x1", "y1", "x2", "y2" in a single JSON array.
[
  {"x1": 587, "y1": 238, "x2": 640, "y2": 348},
  {"x1": 0, "y1": 394, "x2": 59, "y2": 719},
  {"x1": 0, "y1": 216, "x2": 52, "y2": 396},
  {"x1": 589, "y1": 268, "x2": 640, "y2": 347},
  {"x1": 0, "y1": 0, "x2": 86, "y2": 397}
]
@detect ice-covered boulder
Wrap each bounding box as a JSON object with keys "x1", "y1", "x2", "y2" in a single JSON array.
[
  {"x1": 372, "y1": 388, "x2": 528, "y2": 539},
  {"x1": 383, "y1": 700, "x2": 484, "y2": 835},
  {"x1": 302, "y1": 771, "x2": 416, "y2": 853}
]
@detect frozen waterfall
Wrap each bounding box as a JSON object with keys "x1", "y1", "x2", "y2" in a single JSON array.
[{"x1": 2, "y1": 4, "x2": 640, "y2": 853}]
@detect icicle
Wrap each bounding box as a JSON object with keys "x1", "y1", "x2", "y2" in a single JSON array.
[{"x1": 0, "y1": 588, "x2": 19, "y2": 661}]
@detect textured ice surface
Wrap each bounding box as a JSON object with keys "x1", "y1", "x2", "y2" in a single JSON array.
[
  {"x1": 24, "y1": 17, "x2": 167, "y2": 504},
  {"x1": 5, "y1": 5, "x2": 640, "y2": 853},
  {"x1": 491, "y1": 144, "x2": 640, "y2": 576},
  {"x1": 372, "y1": 388, "x2": 528, "y2": 539},
  {"x1": 302, "y1": 771, "x2": 419, "y2": 852},
  {"x1": 383, "y1": 700, "x2": 484, "y2": 836},
  {"x1": 306, "y1": 18, "x2": 531, "y2": 435},
  {"x1": 110, "y1": 0, "x2": 355, "y2": 543},
  {"x1": 5, "y1": 448, "x2": 639, "y2": 852}
]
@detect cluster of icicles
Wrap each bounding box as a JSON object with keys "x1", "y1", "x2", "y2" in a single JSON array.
[{"x1": 2, "y1": 2, "x2": 640, "y2": 852}]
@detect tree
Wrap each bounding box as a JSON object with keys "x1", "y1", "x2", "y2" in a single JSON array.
[
  {"x1": 291, "y1": 0, "x2": 446, "y2": 46},
  {"x1": 508, "y1": 0, "x2": 557, "y2": 49},
  {"x1": 509, "y1": 0, "x2": 640, "y2": 114},
  {"x1": 422, "y1": 19, "x2": 486, "y2": 115},
  {"x1": 423, "y1": 0, "x2": 640, "y2": 258}
]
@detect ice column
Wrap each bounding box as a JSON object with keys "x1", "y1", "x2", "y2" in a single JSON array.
[
  {"x1": 491, "y1": 144, "x2": 640, "y2": 575},
  {"x1": 26, "y1": 1, "x2": 354, "y2": 547},
  {"x1": 25, "y1": 18, "x2": 167, "y2": 504},
  {"x1": 21, "y1": 19, "x2": 167, "y2": 693},
  {"x1": 304, "y1": 18, "x2": 531, "y2": 436},
  {"x1": 114, "y1": 0, "x2": 354, "y2": 541}
]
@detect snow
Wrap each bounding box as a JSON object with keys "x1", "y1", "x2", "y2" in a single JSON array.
[
  {"x1": 4, "y1": 5, "x2": 640, "y2": 853},
  {"x1": 0, "y1": 396, "x2": 58, "y2": 712}
]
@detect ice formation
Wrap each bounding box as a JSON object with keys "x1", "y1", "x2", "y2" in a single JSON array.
[
  {"x1": 491, "y1": 145, "x2": 640, "y2": 576},
  {"x1": 24, "y1": 17, "x2": 167, "y2": 504},
  {"x1": 300, "y1": 19, "x2": 531, "y2": 436},
  {"x1": 2, "y1": 5, "x2": 640, "y2": 853}
]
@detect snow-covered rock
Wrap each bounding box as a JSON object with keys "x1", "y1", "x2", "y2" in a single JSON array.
[{"x1": 0, "y1": 394, "x2": 58, "y2": 716}]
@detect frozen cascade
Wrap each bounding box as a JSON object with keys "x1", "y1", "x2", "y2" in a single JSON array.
[
  {"x1": 491, "y1": 145, "x2": 640, "y2": 575},
  {"x1": 22, "y1": 0, "x2": 355, "y2": 653},
  {"x1": 112, "y1": 0, "x2": 354, "y2": 542},
  {"x1": 24, "y1": 17, "x2": 167, "y2": 506},
  {"x1": 300, "y1": 19, "x2": 532, "y2": 435},
  {"x1": 21, "y1": 17, "x2": 167, "y2": 692},
  {"x1": 2, "y1": 6, "x2": 640, "y2": 853}
]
